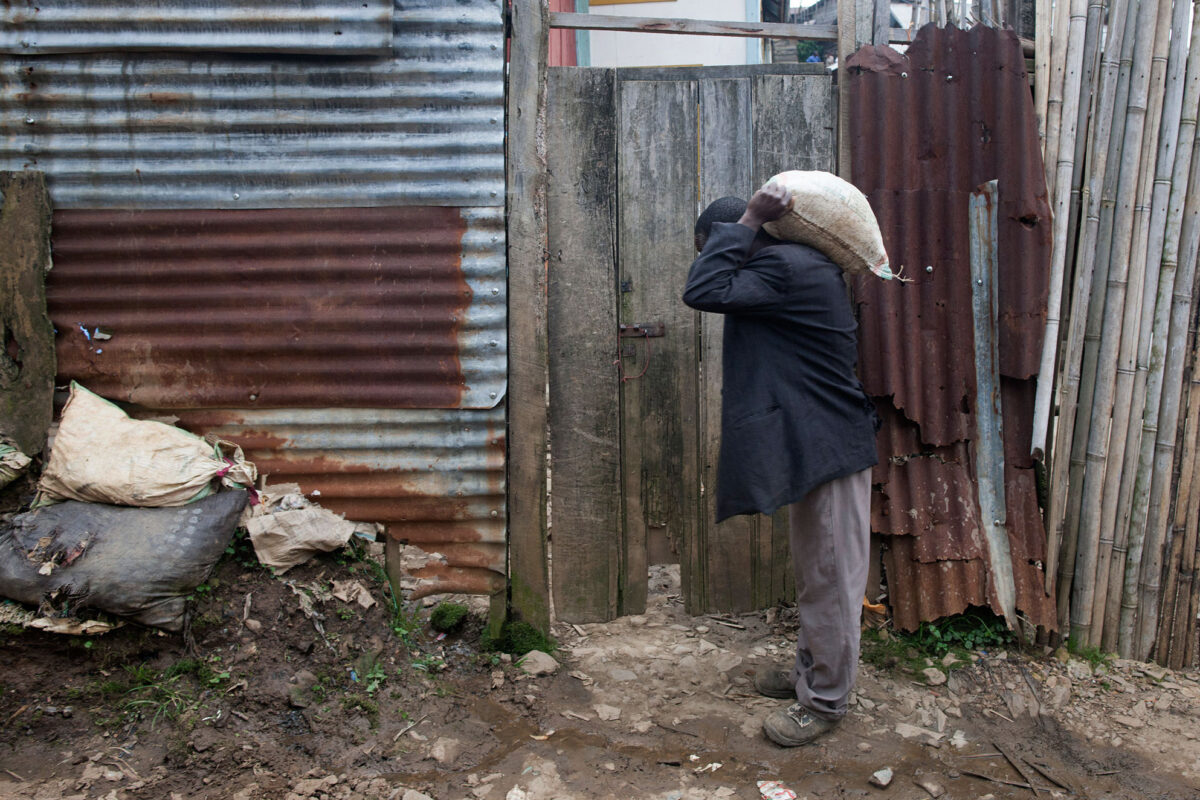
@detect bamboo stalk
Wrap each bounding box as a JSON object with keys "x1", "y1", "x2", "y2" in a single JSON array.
[
  {"x1": 1056, "y1": 0, "x2": 1138, "y2": 635},
  {"x1": 1135, "y1": 127, "x2": 1200, "y2": 660},
  {"x1": 1163, "y1": 360, "x2": 1200, "y2": 667},
  {"x1": 1036, "y1": 0, "x2": 1053, "y2": 146},
  {"x1": 1030, "y1": 0, "x2": 1096, "y2": 464},
  {"x1": 1119, "y1": 0, "x2": 1200, "y2": 657},
  {"x1": 1102, "y1": 0, "x2": 1193, "y2": 652},
  {"x1": 1044, "y1": 0, "x2": 1075, "y2": 196},
  {"x1": 1064, "y1": 0, "x2": 1107, "y2": 291},
  {"x1": 1090, "y1": 0, "x2": 1174, "y2": 650},
  {"x1": 1183, "y1": 418, "x2": 1200, "y2": 667}
]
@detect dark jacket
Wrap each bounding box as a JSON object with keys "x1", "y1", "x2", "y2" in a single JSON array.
[{"x1": 682, "y1": 221, "x2": 878, "y2": 521}]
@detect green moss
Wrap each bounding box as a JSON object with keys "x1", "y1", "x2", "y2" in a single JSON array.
[
  {"x1": 429, "y1": 602, "x2": 469, "y2": 633},
  {"x1": 482, "y1": 620, "x2": 555, "y2": 656}
]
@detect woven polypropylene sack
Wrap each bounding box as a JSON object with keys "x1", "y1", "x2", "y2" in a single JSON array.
[
  {"x1": 37, "y1": 382, "x2": 256, "y2": 507},
  {"x1": 0, "y1": 491, "x2": 248, "y2": 631},
  {"x1": 761, "y1": 170, "x2": 893, "y2": 280}
]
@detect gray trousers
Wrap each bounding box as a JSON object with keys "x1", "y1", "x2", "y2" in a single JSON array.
[{"x1": 788, "y1": 467, "x2": 872, "y2": 721}]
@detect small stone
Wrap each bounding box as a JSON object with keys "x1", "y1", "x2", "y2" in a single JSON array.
[
  {"x1": 714, "y1": 653, "x2": 743, "y2": 673},
  {"x1": 594, "y1": 704, "x2": 621, "y2": 721},
  {"x1": 922, "y1": 668, "x2": 948, "y2": 686},
  {"x1": 941, "y1": 652, "x2": 960, "y2": 667},
  {"x1": 694, "y1": 625, "x2": 710, "y2": 634},
  {"x1": 470, "y1": 786, "x2": 493, "y2": 799},
  {"x1": 1053, "y1": 648, "x2": 1069, "y2": 663},
  {"x1": 856, "y1": 742, "x2": 873, "y2": 753},
  {"x1": 518, "y1": 651, "x2": 559, "y2": 677},
  {"x1": 243, "y1": 618, "x2": 262, "y2": 633},
  {"x1": 1111, "y1": 736, "x2": 1123, "y2": 747},
  {"x1": 628, "y1": 615, "x2": 647, "y2": 627},
  {"x1": 697, "y1": 639, "x2": 718, "y2": 655},
  {"x1": 1067, "y1": 659, "x2": 1093, "y2": 681},
  {"x1": 858, "y1": 696, "x2": 876, "y2": 711},
  {"x1": 915, "y1": 776, "x2": 946, "y2": 797},
  {"x1": 869, "y1": 768, "x2": 894, "y2": 788},
  {"x1": 429, "y1": 737, "x2": 462, "y2": 764},
  {"x1": 403, "y1": 792, "x2": 435, "y2": 800},
  {"x1": 610, "y1": 668, "x2": 638, "y2": 682},
  {"x1": 1112, "y1": 714, "x2": 1145, "y2": 729}
]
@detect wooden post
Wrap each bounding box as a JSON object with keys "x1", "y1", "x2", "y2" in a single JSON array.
[
  {"x1": 0, "y1": 172, "x2": 55, "y2": 458},
  {"x1": 506, "y1": 0, "x2": 551, "y2": 635}
]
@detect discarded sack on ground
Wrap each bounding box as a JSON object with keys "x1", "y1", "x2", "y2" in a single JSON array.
[
  {"x1": 241, "y1": 484, "x2": 359, "y2": 574},
  {"x1": 761, "y1": 170, "x2": 896, "y2": 280},
  {"x1": 0, "y1": 490, "x2": 248, "y2": 631},
  {"x1": 36, "y1": 381, "x2": 257, "y2": 507},
  {"x1": 0, "y1": 436, "x2": 32, "y2": 491}
]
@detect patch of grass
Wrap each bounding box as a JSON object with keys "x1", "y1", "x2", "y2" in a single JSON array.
[
  {"x1": 861, "y1": 607, "x2": 1015, "y2": 681},
  {"x1": 482, "y1": 620, "x2": 555, "y2": 657},
  {"x1": 1067, "y1": 638, "x2": 1112, "y2": 669},
  {"x1": 429, "y1": 602, "x2": 469, "y2": 634},
  {"x1": 341, "y1": 695, "x2": 379, "y2": 728},
  {"x1": 910, "y1": 607, "x2": 1013, "y2": 659}
]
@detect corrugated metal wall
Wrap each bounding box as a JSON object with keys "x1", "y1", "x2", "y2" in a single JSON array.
[
  {"x1": 0, "y1": 1, "x2": 395, "y2": 55},
  {"x1": 0, "y1": 0, "x2": 504, "y2": 208},
  {"x1": 848, "y1": 25, "x2": 1057, "y2": 631},
  {"x1": 5, "y1": 0, "x2": 508, "y2": 600}
]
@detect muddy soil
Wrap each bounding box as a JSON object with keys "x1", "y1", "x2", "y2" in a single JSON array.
[{"x1": 1, "y1": 551, "x2": 1198, "y2": 800}]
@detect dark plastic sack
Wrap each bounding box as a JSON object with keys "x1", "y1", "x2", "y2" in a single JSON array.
[{"x1": 0, "y1": 491, "x2": 247, "y2": 631}]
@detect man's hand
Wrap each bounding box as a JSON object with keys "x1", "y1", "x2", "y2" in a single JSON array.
[{"x1": 738, "y1": 182, "x2": 792, "y2": 232}]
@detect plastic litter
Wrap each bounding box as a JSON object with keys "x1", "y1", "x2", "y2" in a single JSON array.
[{"x1": 757, "y1": 780, "x2": 798, "y2": 800}]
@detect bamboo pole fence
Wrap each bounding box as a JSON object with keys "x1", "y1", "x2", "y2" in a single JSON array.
[{"x1": 1036, "y1": 0, "x2": 1200, "y2": 664}]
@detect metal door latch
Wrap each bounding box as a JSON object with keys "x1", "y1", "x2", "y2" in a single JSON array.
[{"x1": 619, "y1": 322, "x2": 665, "y2": 338}]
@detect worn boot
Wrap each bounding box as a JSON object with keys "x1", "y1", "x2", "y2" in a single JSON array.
[
  {"x1": 762, "y1": 703, "x2": 838, "y2": 747},
  {"x1": 752, "y1": 667, "x2": 796, "y2": 699}
]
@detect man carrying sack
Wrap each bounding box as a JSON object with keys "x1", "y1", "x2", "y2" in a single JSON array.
[{"x1": 682, "y1": 183, "x2": 879, "y2": 747}]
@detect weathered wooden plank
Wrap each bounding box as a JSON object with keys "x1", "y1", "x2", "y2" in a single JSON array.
[
  {"x1": 752, "y1": 74, "x2": 836, "y2": 184},
  {"x1": 752, "y1": 73, "x2": 836, "y2": 609},
  {"x1": 552, "y1": 11, "x2": 838, "y2": 40},
  {"x1": 693, "y1": 77, "x2": 759, "y2": 614},
  {"x1": 0, "y1": 171, "x2": 54, "y2": 456},
  {"x1": 617, "y1": 78, "x2": 699, "y2": 615},
  {"x1": 505, "y1": 0, "x2": 551, "y2": 635},
  {"x1": 549, "y1": 12, "x2": 921, "y2": 44},
  {"x1": 547, "y1": 68, "x2": 622, "y2": 623}
]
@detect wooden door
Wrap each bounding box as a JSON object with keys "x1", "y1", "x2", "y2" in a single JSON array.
[{"x1": 547, "y1": 65, "x2": 835, "y2": 622}]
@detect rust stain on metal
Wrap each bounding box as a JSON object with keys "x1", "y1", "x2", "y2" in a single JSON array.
[
  {"x1": 47, "y1": 206, "x2": 474, "y2": 409},
  {"x1": 847, "y1": 24, "x2": 1054, "y2": 631},
  {"x1": 169, "y1": 407, "x2": 506, "y2": 597}
]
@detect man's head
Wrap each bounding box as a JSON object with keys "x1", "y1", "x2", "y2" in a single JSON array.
[{"x1": 694, "y1": 196, "x2": 747, "y2": 252}]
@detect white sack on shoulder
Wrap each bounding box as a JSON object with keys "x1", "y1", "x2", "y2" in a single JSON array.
[
  {"x1": 36, "y1": 382, "x2": 257, "y2": 507},
  {"x1": 761, "y1": 170, "x2": 898, "y2": 280}
]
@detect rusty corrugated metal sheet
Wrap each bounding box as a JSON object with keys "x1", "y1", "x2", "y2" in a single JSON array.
[
  {"x1": 46, "y1": 206, "x2": 505, "y2": 410},
  {"x1": 170, "y1": 407, "x2": 506, "y2": 599},
  {"x1": 0, "y1": 0, "x2": 503, "y2": 208},
  {"x1": 848, "y1": 24, "x2": 1055, "y2": 631},
  {"x1": 0, "y1": 1, "x2": 393, "y2": 55}
]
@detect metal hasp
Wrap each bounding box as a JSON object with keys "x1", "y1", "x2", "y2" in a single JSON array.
[
  {"x1": 969, "y1": 179, "x2": 1018, "y2": 631},
  {"x1": 619, "y1": 322, "x2": 666, "y2": 337}
]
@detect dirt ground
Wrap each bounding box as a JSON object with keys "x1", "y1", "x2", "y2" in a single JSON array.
[{"x1": 1, "y1": 545, "x2": 1199, "y2": 800}]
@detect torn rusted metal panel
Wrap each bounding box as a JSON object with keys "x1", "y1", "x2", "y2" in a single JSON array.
[
  {"x1": 0, "y1": 0, "x2": 503, "y2": 208},
  {"x1": 170, "y1": 406, "x2": 505, "y2": 600},
  {"x1": 848, "y1": 24, "x2": 1054, "y2": 631},
  {"x1": 46, "y1": 205, "x2": 505, "y2": 410},
  {"x1": 0, "y1": 1, "x2": 393, "y2": 55}
]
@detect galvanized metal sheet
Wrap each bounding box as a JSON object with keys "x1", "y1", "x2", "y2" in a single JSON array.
[
  {"x1": 0, "y1": 1, "x2": 394, "y2": 55},
  {"x1": 848, "y1": 24, "x2": 1055, "y2": 631},
  {"x1": 172, "y1": 406, "x2": 506, "y2": 600},
  {"x1": 46, "y1": 205, "x2": 505, "y2": 409},
  {"x1": 0, "y1": 0, "x2": 504, "y2": 208}
]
